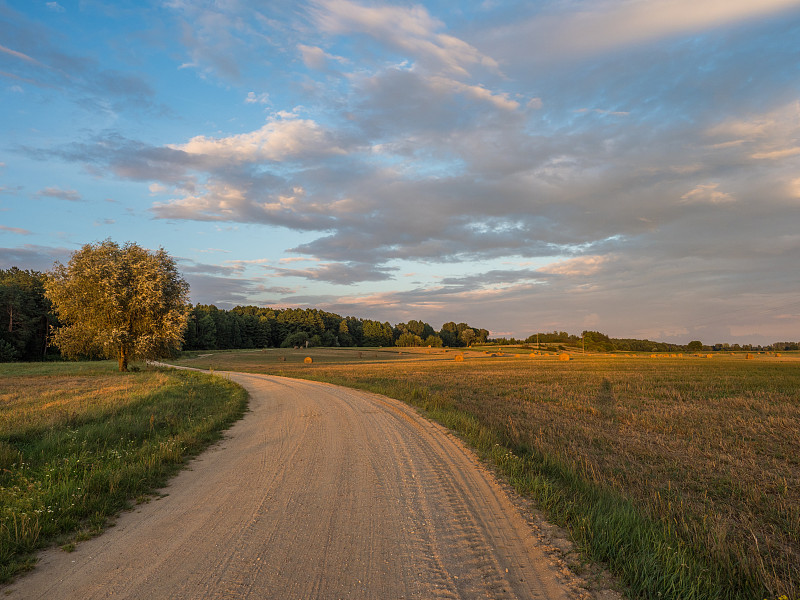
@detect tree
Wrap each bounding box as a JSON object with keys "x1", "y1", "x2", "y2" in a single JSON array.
[
  {"x1": 459, "y1": 329, "x2": 476, "y2": 347},
  {"x1": 1, "y1": 268, "x2": 54, "y2": 361},
  {"x1": 45, "y1": 240, "x2": 190, "y2": 371},
  {"x1": 687, "y1": 340, "x2": 704, "y2": 352},
  {"x1": 396, "y1": 332, "x2": 423, "y2": 347}
]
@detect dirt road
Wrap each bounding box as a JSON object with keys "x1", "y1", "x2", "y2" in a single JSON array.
[{"x1": 6, "y1": 372, "x2": 581, "y2": 599}]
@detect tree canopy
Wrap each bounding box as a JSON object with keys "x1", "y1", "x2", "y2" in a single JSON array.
[
  {"x1": 45, "y1": 240, "x2": 190, "y2": 371},
  {"x1": 0, "y1": 268, "x2": 53, "y2": 361}
]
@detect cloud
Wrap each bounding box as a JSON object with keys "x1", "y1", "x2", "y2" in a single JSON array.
[
  {"x1": 0, "y1": 244, "x2": 70, "y2": 271},
  {"x1": 0, "y1": 225, "x2": 31, "y2": 235},
  {"x1": 680, "y1": 183, "x2": 736, "y2": 204},
  {"x1": 540, "y1": 255, "x2": 609, "y2": 277},
  {"x1": 310, "y1": 0, "x2": 499, "y2": 77},
  {"x1": 297, "y1": 44, "x2": 348, "y2": 70},
  {"x1": 0, "y1": 43, "x2": 47, "y2": 67},
  {"x1": 484, "y1": 0, "x2": 800, "y2": 60},
  {"x1": 272, "y1": 261, "x2": 398, "y2": 285},
  {"x1": 245, "y1": 91, "x2": 270, "y2": 104},
  {"x1": 0, "y1": 14, "x2": 157, "y2": 112},
  {"x1": 168, "y1": 115, "x2": 347, "y2": 163},
  {"x1": 45, "y1": 2, "x2": 65, "y2": 13},
  {"x1": 750, "y1": 147, "x2": 800, "y2": 160},
  {"x1": 36, "y1": 186, "x2": 82, "y2": 202},
  {"x1": 427, "y1": 76, "x2": 519, "y2": 111}
]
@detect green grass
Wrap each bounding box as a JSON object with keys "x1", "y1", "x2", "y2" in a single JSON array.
[
  {"x1": 0, "y1": 361, "x2": 247, "y2": 583},
  {"x1": 170, "y1": 348, "x2": 800, "y2": 600}
]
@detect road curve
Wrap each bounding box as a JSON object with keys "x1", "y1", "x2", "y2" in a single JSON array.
[{"x1": 6, "y1": 371, "x2": 578, "y2": 599}]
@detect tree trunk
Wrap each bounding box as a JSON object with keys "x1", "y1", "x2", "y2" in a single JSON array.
[{"x1": 118, "y1": 348, "x2": 128, "y2": 372}]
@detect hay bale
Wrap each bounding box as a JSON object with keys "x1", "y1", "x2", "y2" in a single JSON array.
[
  {"x1": 304, "y1": 356, "x2": 313, "y2": 364},
  {"x1": 746, "y1": 353, "x2": 754, "y2": 359},
  {"x1": 706, "y1": 354, "x2": 713, "y2": 359},
  {"x1": 454, "y1": 354, "x2": 464, "y2": 362},
  {"x1": 559, "y1": 353, "x2": 570, "y2": 361}
]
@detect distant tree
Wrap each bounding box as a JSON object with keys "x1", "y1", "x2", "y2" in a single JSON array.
[
  {"x1": 459, "y1": 329, "x2": 476, "y2": 347},
  {"x1": 424, "y1": 335, "x2": 443, "y2": 347},
  {"x1": 363, "y1": 320, "x2": 393, "y2": 346},
  {"x1": 687, "y1": 340, "x2": 703, "y2": 352},
  {"x1": 396, "y1": 332, "x2": 424, "y2": 347},
  {"x1": 281, "y1": 331, "x2": 309, "y2": 348},
  {"x1": 45, "y1": 240, "x2": 190, "y2": 371}
]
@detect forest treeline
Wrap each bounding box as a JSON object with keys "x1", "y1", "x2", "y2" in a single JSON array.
[
  {"x1": 183, "y1": 304, "x2": 489, "y2": 350},
  {"x1": 0, "y1": 268, "x2": 488, "y2": 360},
  {"x1": 1, "y1": 267, "x2": 791, "y2": 361}
]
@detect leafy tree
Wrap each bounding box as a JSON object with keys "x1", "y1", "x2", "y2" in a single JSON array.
[
  {"x1": 396, "y1": 332, "x2": 424, "y2": 347},
  {"x1": 281, "y1": 331, "x2": 309, "y2": 348},
  {"x1": 460, "y1": 328, "x2": 476, "y2": 347},
  {"x1": 687, "y1": 340, "x2": 704, "y2": 352},
  {"x1": 0, "y1": 268, "x2": 54, "y2": 361},
  {"x1": 45, "y1": 240, "x2": 190, "y2": 371},
  {"x1": 363, "y1": 319, "x2": 393, "y2": 346},
  {"x1": 424, "y1": 334, "x2": 443, "y2": 347}
]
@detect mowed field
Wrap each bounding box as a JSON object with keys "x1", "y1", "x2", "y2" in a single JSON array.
[
  {"x1": 173, "y1": 347, "x2": 800, "y2": 600},
  {"x1": 0, "y1": 361, "x2": 247, "y2": 583}
]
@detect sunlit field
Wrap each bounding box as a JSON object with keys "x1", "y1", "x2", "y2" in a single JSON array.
[
  {"x1": 0, "y1": 362, "x2": 247, "y2": 583},
  {"x1": 173, "y1": 347, "x2": 800, "y2": 600}
]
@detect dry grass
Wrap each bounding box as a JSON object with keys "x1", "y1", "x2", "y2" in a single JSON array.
[{"x1": 172, "y1": 348, "x2": 800, "y2": 598}]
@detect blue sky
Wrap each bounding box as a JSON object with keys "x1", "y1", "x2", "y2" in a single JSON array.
[{"x1": 2, "y1": 0, "x2": 800, "y2": 345}]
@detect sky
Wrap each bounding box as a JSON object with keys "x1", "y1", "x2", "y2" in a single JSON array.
[{"x1": 2, "y1": 0, "x2": 800, "y2": 345}]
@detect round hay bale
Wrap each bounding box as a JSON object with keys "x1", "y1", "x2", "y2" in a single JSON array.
[
  {"x1": 454, "y1": 354, "x2": 464, "y2": 362},
  {"x1": 706, "y1": 354, "x2": 713, "y2": 359},
  {"x1": 559, "y1": 353, "x2": 570, "y2": 361},
  {"x1": 746, "y1": 353, "x2": 754, "y2": 359},
  {"x1": 529, "y1": 352, "x2": 537, "y2": 357},
  {"x1": 304, "y1": 356, "x2": 313, "y2": 364}
]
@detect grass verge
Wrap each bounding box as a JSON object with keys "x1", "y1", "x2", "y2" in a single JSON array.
[{"x1": 0, "y1": 361, "x2": 247, "y2": 583}]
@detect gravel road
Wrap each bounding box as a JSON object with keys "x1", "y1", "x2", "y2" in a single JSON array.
[{"x1": 5, "y1": 371, "x2": 579, "y2": 599}]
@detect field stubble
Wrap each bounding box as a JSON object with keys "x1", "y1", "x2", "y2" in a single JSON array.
[{"x1": 175, "y1": 348, "x2": 800, "y2": 599}]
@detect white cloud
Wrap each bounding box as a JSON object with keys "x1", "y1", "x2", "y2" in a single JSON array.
[
  {"x1": 46, "y1": 2, "x2": 65, "y2": 12},
  {"x1": 751, "y1": 147, "x2": 800, "y2": 160},
  {"x1": 311, "y1": 0, "x2": 499, "y2": 77},
  {"x1": 297, "y1": 44, "x2": 348, "y2": 70},
  {"x1": 169, "y1": 116, "x2": 346, "y2": 163},
  {"x1": 540, "y1": 255, "x2": 609, "y2": 277},
  {"x1": 680, "y1": 183, "x2": 735, "y2": 204},
  {"x1": 491, "y1": 0, "x2": 800, "y2": 58},
  {"x1": 427, "y1": 76, "x2": 519, "y2": 111},
  {"x1": 245, "y1": 91, "x2": 270, "y2": 104}
]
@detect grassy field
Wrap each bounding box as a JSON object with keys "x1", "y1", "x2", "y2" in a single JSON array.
[
  {"x1": 0, "y1": 361, "x2": 247, "y2": 583},
  {"x1": 172, "y1": 347, "x2": 799, "y2": 600}
]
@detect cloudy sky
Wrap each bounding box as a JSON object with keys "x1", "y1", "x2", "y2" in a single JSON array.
[{"x1": 2, "y1": 0, "x2": 800, "y2": 345}]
